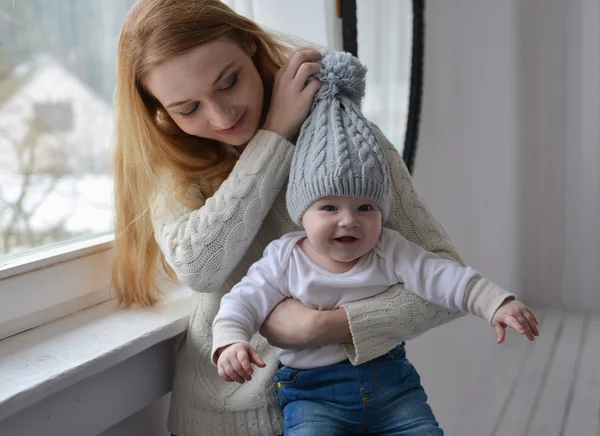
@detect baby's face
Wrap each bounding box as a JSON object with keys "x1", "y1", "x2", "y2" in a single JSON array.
[{"x1": 301, "y1": 196, "x2": 382, "y2": 263}]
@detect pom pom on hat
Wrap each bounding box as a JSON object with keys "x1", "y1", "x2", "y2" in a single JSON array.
[{"x1": 314, "y1": 51, "x2": 368, "y2": 106}]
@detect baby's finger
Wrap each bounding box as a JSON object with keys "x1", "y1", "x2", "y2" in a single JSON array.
[
  {"x1": 249, "y1": 349, "x2": 267, "y2": 368},
  {"x1": 495, "y1": 323, "x2": 506, "y2": 344},
  {"x1": 224, "y1": 364, "x2": 245, "y2": 384},
  {"x1": 231, "y1": 358, "x2": 252, "y2": 382},
  {"x1": 504, "y1": 315, "x2": 526, "y2": 335},
  {"x1": 524, "y1": 311, "x2": 540, "y2": 336},
  {"x1": 238, "y1": 350, "x2": 254, "y2": 378},
  {"x1": 527, "y1": 307, "x2": 539, "y2": 325},
  {"x1": 217, "y1": 365, "x2": 231, "y2": 382},
  {"x1": 516, "y1": 314, "x2": 535, "y2": 341}
]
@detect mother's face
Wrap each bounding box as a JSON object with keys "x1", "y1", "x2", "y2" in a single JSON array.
[{"x1": 144, "y1": 36, "x2": 264, "y2": 146}]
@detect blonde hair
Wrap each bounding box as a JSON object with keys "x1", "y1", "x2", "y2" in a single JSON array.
[{"x1": 112, "y1": 0, "x2": 292, "y2": 307}]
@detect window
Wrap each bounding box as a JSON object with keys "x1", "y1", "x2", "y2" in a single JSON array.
[
  {"x1": 0, "y1": 0, "x2": 136, "y2": 258},
  {"x1": 222, "y1": 0, "x2": 342, "y2": 50},
  {"x1": 0, "y1": 0, "x2": 136, "y2": 339},
  {"x1": 357, "y1": 0, "x2": 414, "y2": 154}
]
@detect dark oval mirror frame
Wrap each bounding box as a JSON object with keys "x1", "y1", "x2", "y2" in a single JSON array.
[{"x1": 340, "y1": 0, "x2": 425, "y2": 175}]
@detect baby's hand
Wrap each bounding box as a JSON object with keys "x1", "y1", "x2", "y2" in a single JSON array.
[
  {"x1": 491, "y1": 299, "x2": 540, "y2": 343},
  {"x1": 216, "y1": 343, "x2": 266, "y2": 383}
]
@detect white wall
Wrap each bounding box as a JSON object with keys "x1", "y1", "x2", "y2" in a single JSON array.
[
  {"x1": 562, "y1": 0, "x2": 600, "y2": 311},
  {"x1": 518, "y1": 0, "x2": 600, "y2": 311},
  {"x1": 516, "y1": 0, "x2": 569, "y2": 309},
  {"x1": 415, "y1": 1, "x2": 520, "y2": 293},
  {"x1": 415, "y1": 0, "x2": 600, "y2": 311}
]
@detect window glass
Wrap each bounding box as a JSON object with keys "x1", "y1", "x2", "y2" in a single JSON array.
[
  {"x1": 0, "y1": 0, "x2": 136, "y2": 256},
  {"x1": 357, "y1": 0, "x2": 414, "y2": 152}
]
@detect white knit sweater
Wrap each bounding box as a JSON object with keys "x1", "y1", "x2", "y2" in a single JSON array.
[{"x1": 151, "y1": 125, "x2": 465, "y2": 436}]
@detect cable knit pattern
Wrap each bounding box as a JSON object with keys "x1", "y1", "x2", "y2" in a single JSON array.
[
  {"x1": 152, "y1": 126, "x2": 464, "y2": 436},
  {"x1": 151, "y1": 130, "x2": 294, "y2": 294}
]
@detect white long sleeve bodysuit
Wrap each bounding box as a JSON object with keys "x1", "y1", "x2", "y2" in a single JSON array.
[{"x1": 213, "y1": 228, "x2": 513, "y2": 369}]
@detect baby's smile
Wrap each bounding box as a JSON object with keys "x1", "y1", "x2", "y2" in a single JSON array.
[{"x1": 334, "y1": 236, "x2": 359, "y2": 245}]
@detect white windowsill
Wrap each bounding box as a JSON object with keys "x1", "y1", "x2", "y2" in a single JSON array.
[{"x1": 0, "y1": 282, "x2": 193, "y2": 422}]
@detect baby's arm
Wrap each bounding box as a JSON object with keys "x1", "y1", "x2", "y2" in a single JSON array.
[
  {"x1": 387, "y1": 229, "x2": 539, "y2": 341},
  {"x1": 212, "y1": 240, "x2": 289, "y2": 382}
]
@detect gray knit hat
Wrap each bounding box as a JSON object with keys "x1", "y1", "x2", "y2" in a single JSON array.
[{"x1": 286, "y1": 51, "x2": 391, "y2": 225}]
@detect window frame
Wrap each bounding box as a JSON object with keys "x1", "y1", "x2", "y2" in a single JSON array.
[{"x1": 0, "y1": 235, "x2": 114, "y2": 340}]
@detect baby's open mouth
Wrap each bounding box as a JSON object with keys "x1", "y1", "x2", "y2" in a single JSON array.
[{"x1": 335, "y1": 236, "x2": 358, "y2": 244}]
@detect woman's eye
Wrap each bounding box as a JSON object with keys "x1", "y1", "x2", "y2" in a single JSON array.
[
  {"x1": 322, "y1": 205, "x2": 336, "y2": 212},
  {"x1": 222, "y1": 72, "x2": 238, "y2": 91},
  {"x1": 358, "y1": 204, "x2": 373, "y2": 212},
  {"x1": 180, "y1": 102, "x2": 199, "y2": 118}
]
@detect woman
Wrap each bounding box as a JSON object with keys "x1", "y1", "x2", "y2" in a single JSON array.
[{"x1": 112, "y1": 1, "x2": 464, "y2": 435}]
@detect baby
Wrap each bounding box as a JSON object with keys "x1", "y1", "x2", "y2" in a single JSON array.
[{"x1": 212, "y1": 52, "x2": 539, "y2": 435}]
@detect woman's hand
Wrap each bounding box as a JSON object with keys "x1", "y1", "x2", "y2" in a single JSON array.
[
  {"x1": 263, "y1": 49, "x2": 323, "y2": 141},
  {"x1": 259, "y1": 298, "x2": 352, "y2": 348}
]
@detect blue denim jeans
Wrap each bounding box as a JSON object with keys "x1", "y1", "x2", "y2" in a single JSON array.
[{"x1": 274, "y1": 345, "x2": 443, "y2": 435}]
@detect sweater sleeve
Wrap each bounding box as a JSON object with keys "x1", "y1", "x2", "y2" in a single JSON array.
[
  {"x1": 211, "y1": 239, "x2": 289, "y2": 363},
  {"x1": 150, "y1": 130, "x2": 294, "y2": 293},
  {"x1": 341, "y1": 124, "x2": 468, "y2": 365}
]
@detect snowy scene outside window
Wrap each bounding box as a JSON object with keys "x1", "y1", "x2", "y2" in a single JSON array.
[{"x1": 0, "y1": 0, "x2": 137, "y2": 256}]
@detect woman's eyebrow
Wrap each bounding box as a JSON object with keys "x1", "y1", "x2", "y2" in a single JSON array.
[
  {"x1": 166, "y1": 99, "x2": 191, "y2": 109},
  {"x1": 212, "y1": 61, "x2": 235, "y2": 86}
]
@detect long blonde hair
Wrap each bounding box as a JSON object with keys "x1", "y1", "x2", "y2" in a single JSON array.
[{"x1": 112, "y1": 0, "x2": 291, "y2": 307}]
